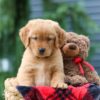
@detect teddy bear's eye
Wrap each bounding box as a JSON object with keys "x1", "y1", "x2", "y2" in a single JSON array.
[
  {"x1": 71, "y1": 41, "x2": 77, "y2": 44},
  {"x1": 67, "y1": 40, "x2": 70, "y2": 43}
]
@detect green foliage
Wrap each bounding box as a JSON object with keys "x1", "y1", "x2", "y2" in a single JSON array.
[
  {"x1": 0, "y1": 0, "x2": 29, "y2": 99},
  {"x1": 0, "y1": 0, "x2": 16, "y2": 58},
  {"x1": 0, "y1": 0, "x2": 29, "y2": 67},
  {"x1": 43, "y1": 3, "x2": 99, "y2": 35},
  {"x1": 0, "y1": 0, "x2": 16, "y2": 36}
]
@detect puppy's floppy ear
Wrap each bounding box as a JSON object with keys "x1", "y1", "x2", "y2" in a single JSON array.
[
  {"x1": 54, "y1": 23, "x2": 67, "y2": 48},
  {"x1": 19, "y1": 26, "x2": 30, "y2": 48}
]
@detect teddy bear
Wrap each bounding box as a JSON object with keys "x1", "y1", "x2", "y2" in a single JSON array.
[{"x1": 62, "y1": 32, "x2": 100, "y2": 86}]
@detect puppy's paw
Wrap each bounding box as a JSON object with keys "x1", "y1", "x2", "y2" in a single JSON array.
[{"x1": 51, "y1": 82, "x2": 68, "y2": 88}]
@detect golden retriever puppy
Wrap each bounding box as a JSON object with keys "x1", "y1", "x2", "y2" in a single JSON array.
[{"x1": 17, "y1": 19, "x2": 67, "y2": 88}]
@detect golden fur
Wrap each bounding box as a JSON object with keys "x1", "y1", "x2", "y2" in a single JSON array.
[{"x1": 17, "y1": 19, "x2": 67, "y2": 88}]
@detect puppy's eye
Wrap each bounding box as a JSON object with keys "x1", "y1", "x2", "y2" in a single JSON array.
[
  {"x1": 31, "y1": 37, "x2": 38, "y2": 40},
  {"x1": 47, "y1": 37, "x2": 53, "y2": 41},
  {"x1": 73, "y1": 41, "x2": 77, "y2": 44},
  {"x1": 67, "y1": 40, "x2": 70, "y2": 43}
]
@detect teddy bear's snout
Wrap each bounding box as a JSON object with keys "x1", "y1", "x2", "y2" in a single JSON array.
[
  {"x1": 69, "y1": 44, "x2": 77, "y2": 50},
  {"x1": 62, "y1": 43, "x2": 80, "y2": 57}
]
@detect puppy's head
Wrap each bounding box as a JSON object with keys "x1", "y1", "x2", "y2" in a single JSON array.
[{"x1": 19, "y1": 19, "x2": 66, "y2": 57}]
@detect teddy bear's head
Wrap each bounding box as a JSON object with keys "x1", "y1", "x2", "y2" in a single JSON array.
[{"x1": 62, "y1": 32, "x2": 90, "y2": 59}]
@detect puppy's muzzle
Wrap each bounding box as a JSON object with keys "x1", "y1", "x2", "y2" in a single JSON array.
[{"x1": 39, "y1": 48, "x2": 45, "y2": 54}]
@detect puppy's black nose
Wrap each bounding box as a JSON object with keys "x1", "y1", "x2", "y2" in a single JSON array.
[
  {"x1": 69, "y1": 45, "x2": 76, "y2": 50},
  {"x1": 39, "y1": 48, "x2": 45, "y2": 54}
]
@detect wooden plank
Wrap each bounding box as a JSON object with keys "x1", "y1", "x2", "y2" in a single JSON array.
[
  {"x1": 30, "y1": 5, "x2": 43, "y2": 12},
  {"x1": 29, "y1": 0, "x2": 43, "y2": 5},
  {"x1": 29, "y1": 0, "x2": 43, "y2": 18},
  {"x1": 90, "y1": 61, "x2": 100, "y2": 67},
  {"x1": 90, "y1": 34, "x2": 100, "y2": 41},
  {"x1": 90, "y1": 55, "x2": 100, "y2": 61},
  {"x1": 29, "y1": 11, "x2": 43, "y2": 18}
]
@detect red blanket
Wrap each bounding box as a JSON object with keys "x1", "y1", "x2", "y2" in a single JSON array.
[{"x1": 17, "y1": 83, "x2": 100, "y2": 100}]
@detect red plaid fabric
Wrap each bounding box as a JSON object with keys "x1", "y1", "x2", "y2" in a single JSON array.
[{"x1": 17, "y1": 83, "x2": 100, "y2": 100}]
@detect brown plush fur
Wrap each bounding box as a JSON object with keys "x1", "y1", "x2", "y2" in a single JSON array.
[
  {"x1": 62, "y1": 32, "x2": 100, "y2": 85},
  {"x1": 17, "y1": 19, "x2": 67, "y2": 88}
]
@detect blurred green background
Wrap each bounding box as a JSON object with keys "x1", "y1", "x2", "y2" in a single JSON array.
[{"x1": 0, "y1": 0, "x2": 100, "y2": 99}]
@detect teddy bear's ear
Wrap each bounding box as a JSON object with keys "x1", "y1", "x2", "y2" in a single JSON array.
[
  {"x1": 67, "y1": 32, "x2": 78, "y2": 37},
  {"x1": 79, "y1": 35, "x2": 90, "y2": 48},
  {"x1": 65, "y1": 32, "x2": 79, "y2": 40}
]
